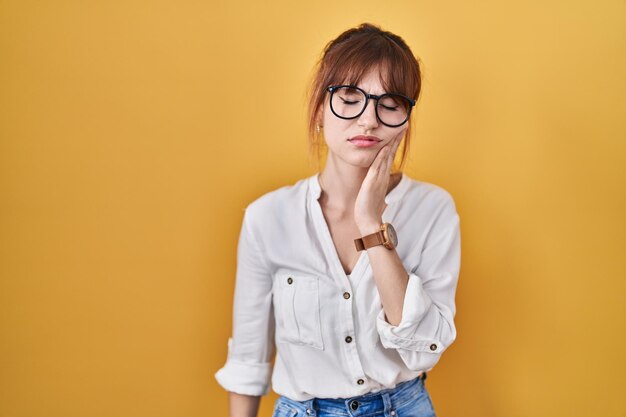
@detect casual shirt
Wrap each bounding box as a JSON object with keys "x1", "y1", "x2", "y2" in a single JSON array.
[{"x1": 214, "y1": 172, "x2": 461, "y2": 401}]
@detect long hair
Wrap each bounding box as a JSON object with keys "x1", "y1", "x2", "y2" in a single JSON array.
[{"x1": 305, "y1": 22, "x2": 423, "y2": 172}]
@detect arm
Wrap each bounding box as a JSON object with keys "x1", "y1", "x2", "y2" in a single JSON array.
[
  {"x1": 228, "y1": 392, "x2": 261, "y2": 417},
  {"x1": 215, "y1": 207, "x2": 276, "y2": 414},
  {"x1": 371, "y1": 197, "x2": 461, "y2": 371},
  {"x1": 358, "y1": 227, "x2": 409, "y2": 328}
]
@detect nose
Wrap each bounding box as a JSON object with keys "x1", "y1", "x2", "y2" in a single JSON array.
[{"x1": 357, "y1": 97, "x2": 379, "y2": 130}]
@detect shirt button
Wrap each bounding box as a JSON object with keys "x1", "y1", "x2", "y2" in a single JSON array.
[
  {"x1": 343, "y1": 292, "x2": 350, "y2": 299},
  {"x1": 430, "y1": 343, "x2": 437, "y2": 351},
  {"x1": 350, "y1": 400, "x2": 359, "y2": 410},
  {"x1": 306, "y1": 408, "x2": 312, "y2": 414},
  {"x1": 287, "y1": 277, "x2": 293, "y2": 284},
  {"x1": 390, "y1": 410, "x2": 396, "y2": 416},
  {"x1": 345, "y1": 336, "x2": 352, "y2": 343},
  {"x1": 357, "y1": 378, "x2": 364, "y2": 385}
]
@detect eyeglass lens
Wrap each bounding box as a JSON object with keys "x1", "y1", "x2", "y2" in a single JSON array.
[{"x1": 330, "y1": 86, "x2": 411, "y2": 126}]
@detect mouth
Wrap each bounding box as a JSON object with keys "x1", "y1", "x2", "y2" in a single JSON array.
[
  {"x1": 348, "y1": 135, "x2": 382, "y2": 148},
  {"x1": 348, "y1": 135, "x2": 382, "y2": 142}
]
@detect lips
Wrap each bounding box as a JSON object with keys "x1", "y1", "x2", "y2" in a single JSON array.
[
  {"x1": 349, "y1": 135, "x2": 382, "y2": 142},
  {"x1": 348, "y1": 135, "x2": 382, "y2": 148}
]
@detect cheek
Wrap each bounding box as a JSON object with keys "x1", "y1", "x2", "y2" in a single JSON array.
[
  {"x1": 323, "y1": 107, "x2": 337, "y2": 128},
  {"x1": 323, "y1": 116, "x2": 349, "y2": 142}
]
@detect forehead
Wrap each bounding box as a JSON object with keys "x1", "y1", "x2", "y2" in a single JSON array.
[
  {"x1": 356, "y1": 72, "x2": 387, "y2": 93},
  {"x1": 337, "y1": 63, "x2": 392, "y2": 94}
]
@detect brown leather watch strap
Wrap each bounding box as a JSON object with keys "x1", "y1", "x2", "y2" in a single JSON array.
[{"x1": 354, "y1": 230, "x2": 384, "y2": 251}]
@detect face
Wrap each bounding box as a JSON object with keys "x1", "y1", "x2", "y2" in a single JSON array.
[{"x1": 319, "y1": 68, "x2": 409, "y2": 169}]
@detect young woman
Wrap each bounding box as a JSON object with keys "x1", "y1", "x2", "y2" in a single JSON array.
[{"x1": 215, "y1": 23, "x2": 461, "y2": 417}]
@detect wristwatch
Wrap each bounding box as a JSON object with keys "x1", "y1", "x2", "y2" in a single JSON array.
[{"x1": 354, "y1": 222, "x2": 398, "y2": 251}]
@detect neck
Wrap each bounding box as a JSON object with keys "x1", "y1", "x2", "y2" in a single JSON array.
[
  {"x1": 318, "y1": 161, "x2": 401, "y2": 213},
  {"x1": 318, "y1": 167, "x2": 365, "y2": 213}
]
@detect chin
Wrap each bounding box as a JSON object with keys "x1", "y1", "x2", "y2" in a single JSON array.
[
  {"x1": 327, "y1": 146, "x2": 376, "y2": 166},
  {"x1": 344, "y1": 153, "x2": 377, "y2": 168}
]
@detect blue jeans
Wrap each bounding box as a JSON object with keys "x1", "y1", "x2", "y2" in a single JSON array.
[{"x1": 271, "y1": 373, "x2": 435, "y2": 417}]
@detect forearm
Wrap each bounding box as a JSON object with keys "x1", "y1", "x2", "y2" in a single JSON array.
[
  {"x1": 359, "y1": 222, "x2": 408, "y2": 326},
  {"x1": 228, "y1": 391, "x2": 261, "y2": 417}
]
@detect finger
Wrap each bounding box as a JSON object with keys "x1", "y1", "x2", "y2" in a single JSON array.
[
  {"x1": 372, "y1": 144, "x2": 388, "y2": 171},
  {"x1": 386, "y1": 136, "x2": 402, "y2": 170},
  {"x1": 365, "y1": 151, "x2": 384, "y2": 184},
  {"x1": 381, "y1": 145, "x2": 392, "y2": 170},
  {"x1": 387, "y1": 140, "x2": 397, "y2": 164},
  {"x1": 391, "y1": 134, "x2": 402, "y2": 155},
  {"x1": 386, "y1": 138, "x2": 397, "y2": 163},
  {"x1": 378, "y1": 146, "x2": 392, "y2": 176},
  {"x1": 367, "y1": 151, "x2": 385, "y2": 184},
  {"x1": 381, "y1": 146, "x2": 393, "y2": 176}
]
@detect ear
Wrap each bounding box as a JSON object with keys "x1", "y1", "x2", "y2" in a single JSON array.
[{"x1": 314, "y1": 106, "x2": 324, "y2": 127}]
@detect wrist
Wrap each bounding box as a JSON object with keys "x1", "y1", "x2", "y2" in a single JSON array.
[{"x1": 357, "y1": 221, "x2": 382, "y2": 236}]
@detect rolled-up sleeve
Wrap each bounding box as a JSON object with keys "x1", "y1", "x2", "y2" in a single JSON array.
[
  {"x1": 376, "y1": 196, "x2": 461, "y2": 372},
  {"x1": 214, "y1": 207, "x2": 275, "y2": 396}
]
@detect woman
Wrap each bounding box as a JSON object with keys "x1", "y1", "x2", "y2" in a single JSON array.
[{"x1": 215, "y1": 22, "x2": 461, "y2": 417}]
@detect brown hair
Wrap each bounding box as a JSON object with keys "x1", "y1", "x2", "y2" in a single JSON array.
[{"x1": 305, "y1": 22, "x2": 423, "y2": 173}]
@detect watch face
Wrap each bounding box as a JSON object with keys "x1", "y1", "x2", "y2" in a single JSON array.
[
  {"x1": 385, "y1": 223, "x2": 398, "y2": 247},
  {"x1": 383, "y1": 223, "x2": 398, "y2": 249}
]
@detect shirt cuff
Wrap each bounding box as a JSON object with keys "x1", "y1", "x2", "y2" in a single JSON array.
[
  {"x1": 376, "y1": 272, "x2": 444, "y2": 353},
  {"x1": 214, "y1": 338, "x2": 273, "y2": 396}
]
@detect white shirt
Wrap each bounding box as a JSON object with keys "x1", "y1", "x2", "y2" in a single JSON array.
[{"x1": 214, "y1": 172, "x2": 461, "y2": 401}]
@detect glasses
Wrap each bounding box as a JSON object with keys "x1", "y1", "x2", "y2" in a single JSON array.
[{"x1": 327, "y1": 85, "x2": 416, "y2": 127}]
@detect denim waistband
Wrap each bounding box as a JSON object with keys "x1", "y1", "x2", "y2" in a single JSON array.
[{"x1": 276, "y1": 372, "x2": 427, "y2": 417}]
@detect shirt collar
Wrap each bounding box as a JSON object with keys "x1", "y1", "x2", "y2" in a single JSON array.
[{"x1": 307, "y1": 172, "x2": 410, "y2": 204}]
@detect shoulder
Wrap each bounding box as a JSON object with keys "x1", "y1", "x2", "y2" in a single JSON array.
[
  {"x1": 400, "y1": 175, "x2": 460, "y2": 246},
  {"x1": 242, "y1": 175, "x2": 310, "y2": 227},
  {"x1": 402, "y1": 173, "x2": 458, "y2": 213}
]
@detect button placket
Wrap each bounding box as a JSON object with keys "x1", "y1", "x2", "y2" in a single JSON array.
[
  {"x1": 337, "y1": 280, "x2": 367, "y2": 389},
  {"x1": 308, "y1": 174, "x2": 408, "y2": 393},
  {"x1": 343, "y1": 291, "x2": 353, "y2": 344}
]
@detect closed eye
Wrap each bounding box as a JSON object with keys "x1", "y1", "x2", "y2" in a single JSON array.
[{"x1": 340, "y1": 98, "x2": 360, "y2": 105}]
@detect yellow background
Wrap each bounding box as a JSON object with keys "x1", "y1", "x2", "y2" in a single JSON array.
[{"x1": 1, "y1": 1, "x2": 624, "y2": 416}]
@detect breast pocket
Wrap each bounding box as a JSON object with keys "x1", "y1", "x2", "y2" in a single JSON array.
[{"x1": 273, "y1": 272, "x2": 324, "y2": 350}]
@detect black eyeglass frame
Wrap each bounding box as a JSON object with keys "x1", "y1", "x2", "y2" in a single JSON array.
[{"x1": 327, "y1": 85, "x2": 417, "y2": 128}]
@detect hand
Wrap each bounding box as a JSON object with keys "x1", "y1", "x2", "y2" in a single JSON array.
[{"x1": 354, "y1": 133, "x2": 403, "y2": 234}]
